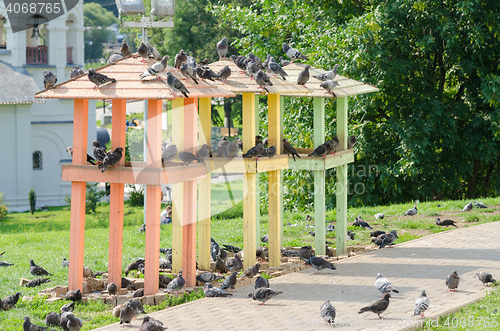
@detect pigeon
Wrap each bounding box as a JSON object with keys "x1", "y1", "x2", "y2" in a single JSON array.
[
  {"x1": 446, "y1": 270, "x2": 460, "y2": 291},
  {"x1": 353, "y1": 216, "x2": 373, "y2": 229},
  {"x1": 166, "y1": 72, "x2": 190, "y2": 98},
  {"x1": 216, "y1": 65, "x2": 231, "y2": 83},
  {"x1": 214, "y1": 256, "x2": 227, "y2": 274},
  {"x1": 222, "y1": 244, "x2": 242, "y2": 253},
  {"x1": 61, "y1": 301, "x2": 75, "y2": 313},
  {"x1": 70, "y1": 66, "x2": 85, "y2": 79},
  {"x1": 139, "y1": 316, "x2": 166, "y2": 331},
  {"x1": 241, "y1": 263, "x2": 260, "y2": 278},
  {"x1": 217, "y1": 37, "x2": 228, "y2": 58},
  {"x1": 248, "y1": 52, "x2": 263, "y2": 69},
  {"x1": 436, "y1": 218, "x2": 457, "y2": 228},
  {"x1": 320, "y1": 301, "x2": 336, "y2": 325},
  {"x1": 179, "y1": 62, "x2": 199, "y2": 84},
  {"x1": 196, "y1": 272, "x2": 225, "y2": 284},
  {"x1": 230, "y1": 55, "x2": 248, "y2": 73},
  {"x1": 358, "y1": 293, "x2": 391, "y2": 319},
  {"x1": 248, "y1": 287, "x2": 283, "y2": 305},
  {"x1": 375, "y1": 273, "x2": 399, "y2": 294},
  {"x1": 268, "y1": 57, "x2": 288, "y2": 80},
  {"x1": 348, "y1": 135, "x2": 357, "y2": 149},
  {"x1": 320, "y1": 79, "x2": 339, "y2": 94},
  {"x1": 107, "y1": 282, "x2": 118, "y2": 297},
  {"x1": 413, "y1": 290, "x2": 430, "y2": 318},
  {"x1": 125, "y1": 258, "x2": 145, "y2": 276},
  {"x1": 237, "y1": 138, "x2": 243, "y2": 151},
  {"x1": 92, "y1": 141, "x2": 107, "y2": 162},
  {"x1": 255, "y1": 135, "x2": 263, "y2": 145},
  {"x1": 326, "y1": 224, "x2": 335, "y2": 232},
  {"x1": 221, "y1": 271, "x2": 238, "y2": 291},
  {"x1": 133, "y1": 288, "x2": 145, "y2": 298},
  {"x1": 370, "y1": 230, "x2": 385, "y2": 238},
  {"x1": 140, "y1": 55, "x2": 169, "y2": 80},
  {"x1": 216, "y1": 137, "x2": 229, "y2": 157},
  {"x1": 282, "y1": 43, "x2": 308, "y2": 63},
  {"x1": 475, "y1": 271, "x2": 496, "y2": 286},
  {"x1": 463, "y1": 202, "x2": 473, "y2": 212},
  {"x1": 43, "y1": 70, "x2": 57, "y2": 89},
  {"x1": 255, "y1": 70, "x2": 273, "y2": 92},
  {"x1": 25, "y1": 278, "x2": 51, "y2": 287},
  {"x1": 30, "y1": 259, "x2": 51, "y2": 276},
  {"x1": 61, "y1": 257, "x2": 70, "y2": 267},
  {"x1": 282, "y1": 138, "x2": 300, "y2": 161},
  {"x1": 174, "y1": 49, "x2": 188, "y2": 69},
  {"x1": 129, "y1": 298, "x2": 147, "y2": 316},
  {"x1": 246, "y1": 60, "x2": 259, "y2": 78},
  {"x1": 374, "y1": 213, "x2": 384, "y2": 219},
  {"x1": 203, "y1": 283, "x2": 233, "y2": 297},
  {"x1": 305, "y1": 257, "x2": 336, "y2": 273},
  {"x1": 262, "y1": 54, "x2": 272, "y2": 71},
  {"x1": 120, "y1": 40, "x2": 132, "y2": 58},
  {"x1": 197, "y1": 67, "x2": 221, "y2": 81},
  {"x1": 45, "y1": 311, "x2": 61, "y2": 327},
  {"x1": 405, "y1": 205, "x2": 418, "y2": 216},
  {"x1": 179, "y1": 151, "x2": 199, "y2": 166},
  {"x1": 0, "y1": 260, "x2": 14, "y2": 267},
  {"x1": 261, "y1": 234, "x2": 269, "y2": 243},
  {"x1": 159, "y1": 258, "x2": 171, "y2": 269},
  {"x1": 261, "y1": 146, "x2": 276, "y2": 158},
  {"x1": 23, "y1": 316, "x2": 49, "y2": 331},
  {"x1": 327, "y1": 136, "x2": 340, "y2": 153},
  {"x1": 211, "y1": 237, "x2": 220, "y2": 261},
  {"x1": 218, "y1": 248, "x2": 228, "y2": 260},
  {"x1": 60, "y1": 311, "x2": 74, "y2": 331},
  {"x1": 256, "y1": 246, "x2": 268, "y2": 261},
  {"x1": 474, "y1": 201, "x2": 488, "y2": 208},
  {"x1": 254, "y1": 275, "x2": 270, "y2": 289},
  {"x1": 98, "y1": 147, "x2": 123, "y2": 173},
  {"x1": 243, "y1": 143, "x2": 264, "y2": 158},
  {"x1": 297, "y1": 65, "x2": 311, "y2": 87},
  {"x1": 139, "y1": 223, "x2": 146, "y2": 232},
  {"x1": 65, "y1": 314, "x2": 83, "y2": 331},
  {"x1": 62, "y1": 288, "x2": 82, "y2": 302},
  {"x1": 308, "y1": 143, "x2": 329, "y2": 157},
  {"x1": 137, "y1": 41, "x2": 149, "y2": 63},
  {"x1": 120, "y1": 301, "x2": 135, "y2": 325},
  {"x1": 278, "y1": 56, "x2": 291, "y2": 67},
  {"x1": 379, "y1": 230, "x2": 398, "y2": 249},
  {"x1": 107, "y1": 53, "x2": 123, "y2": 64},
  {"x1": 226, "y1": 142, "x2": 238, "y2": 158},
  {"x1": 298, "y1": 245, "x2": 314, "y2": 261},
  {"x1": 3, "y1": 291, "x2": 21, "y2": 306},
  {"x1": 198, "y1": 58, "x2": 210, "y2": 66},
  {"x1": 166, "y1": 270, "x2": 185, "y2": 293},
  {"x1": 225, "y1": 254, "x2": 243, "y2": 271},
  {"x1": 162, "y1": 144, "x2": 177, "y2": 163},
  {"x1": 196, "y1": 144, "x2": 210, "y2": 163},
  {"x1": 347, "y1": 231, "x2": 356, "y2": 240},
  {"x1": 87, "y1": 68, "x2": 116, "y2": 90},
  {"x1": 147, "y1": 43, "x2": 162, "y2": 60},
  {"x1": 314, "y1": 64, "x2": 340, "y2": 81}
]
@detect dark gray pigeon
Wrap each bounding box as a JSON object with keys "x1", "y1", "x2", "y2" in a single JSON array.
[
  {"x1": 60, "y1": 312, "x2": 73, "y2": 331},
  {"x1": 62, "y1": 288, "x2": 82, "y2": 302},
  {"x1": 379, "y1": 230, "x2": 398, "y2": 249},
  {"x1": 197, "y1": 66, "x2": 221, "y2": 81},
  {"x1": 227, "y1": 142, "x2": 238, "y2": 158},
  {"x1": 129, "y1": 298, "x2": 146, "y2": 316},
  {"x1": 211, "y1": 237, "x2": 220, "y2": 261},
  {"x1": 243, "y1": 143, "x2": 264, "y2": 158},
  {"x1": 125, "y1": 258, "x2": 145, "y2": 276},
  {"x1": 23, "y1": 316, "x2": 49, "y2": 331},
  {"x1": 179, "y1": 151, "x2": 199, "y2": 166},
  {"x1": 283, "y1": 138, "x2": 300, "y2": 161},
  {"x1": 217, "y1": 37, "x2": 228, "y2": 58},
  {"x1": 298, "y1": 245, "x2": 314, "y2": 261},
  {"x1": 246, "y1": 60, "x2": 259, "y2": 79},
  {"x1": 120, "y1": 40, "x2": 132, "y2": 58},
  {"x1": 166, "y1": 72, "x2": 190, "y2": 98},
  {"x1": 216, "y1": 65, "x2": 231, "y2": 83},
  {"x1": 254, "y1": 275, "x2": 269, "y2": 289},
  {"x1": 45, "y1": 311, "x2": 61, "y2": 327},
  {"x1": 26, "y1": 278, "x2": 51, "y2": 287},
  {"x1": 196, "y1": 272, "x2": 224, "y2": 284},
  {"x1": 320, "y1": 300, "x2": 336, "y2": 325},
  {"x1": 92, "y1": 141, "x2": 107, "y2": 162},
  {"x1": 216, "y1": 137, "x2": 229, "y2": 157},
  {"x1": 98, "y1": 147, "x2": 123, "y2": 173},
  {"x1": 230, "y1": 55, "x2": 248, "y2": 73},
  {"x1": 463, "y1": 202, "x2": 473, "y2": 212},
  {"x1": 30, "y1": 259, "x2": 50, "y2": 276},
  {"x1": 3, "y1": 291, "x2": 21, "y2": 306},
  {"x1": 215, "y1": 256, "x2": 227, "y2": 274},
  {"x1": 326, "y1": 224, "x2": 335, "y2": 232},
  {"x1": 218, "y1": 248, "x2": 228, "y2": 260},
  {"x1": 179, "y1": 62, "x2": 199, "y2": 84},
  {"x1": 87, "y1": 68, "x2": 116, "y2": 90},
  {"x1": 347, "y1": 231, "x2": 356, "y2": 240},
  {"x1": 203, "y1": 283, "x2": 233, "y2": 297},
  {"x1": 66, "y1": 313, "x2": 83, "y2": 331},
  {"x1": 248, "y1": 52, "x2": 263, "y2": 69},
  {"x1": 162, "y1": 144, "x2": 177, "y2": 163},
  {"x1": 196, "y1": 144, "x2": 210, "y2": 163},
  {"x1": 404, "y1": 205, "x2": 418, "y2": 216},
  {"x1": 107, "y1": 53, "x2": 123, "y2": 64},
  {"x1": 446, "y1": 270, "x2": 460, "y2": 291},
  {"x1": 70, "y1": 66, "x2": 85, "y2": 79},
  {"x1": 370, "y1": 230, "x2": 385, "y2": 238},
  {"x1": 358, "y1": 293, "x2": 390, "y2": 318},
  {"x1": 225, "y1": 254, "x2": 243, "y2": 271},
  {"x1": 353, "y1": 216, "x2": 373, "y2": 229},
  {"x1": 278, "y1": 56, "x2": 291, "y2": 67},
  {"x1": 255, "y1": 70, "x2": 273, "y2": 92},
  {"x1": 139, "y1": 316, "x2": 166, "y2": 331},
  {"x1": 248, "y1": 287, "x2": 282, "y2": 305},
  {"x1": 140, "y1": 55, "x2": 168, "y2": 80},
  {"x1": 61, "y1": 301, "x2": 75, "y2": 313},
  {"x1": 221, "y1": 271, "x2": 237, "y2": 291},
  {"x1": 261, "y1": 146, "x2": 276, "y2": 158},
  {"x1": 222, "y1": 244, "x2": 242, "y2": 253},
  {"x1": 268, "y1": 57, "x2": 288, "y2": 80},
  {"x1": 320, "y1": 79, "x2": 339, "y2": 94},
  {"x1": 43, "y1": 70, "x2": 57, "y2": 89},
  {"x1": 348, "y1": 135, "x2": 357, "y2": 149},
  {"x1": 413, "y1": 290, "x2": 430, "y2": 318},
  {"x1": 474, "y1": 201, "x2": 488, "y2": 208},
  {"x1": 137, "y1": 41, "x2": 149, "y2": 63},
  {"x1": 166, "y1": 270, "x2": 185, "y2": 293},
  {"x1": 107, "y1": 281, "x2": 118, "y2": 297},
  {"x1": 297, "y1": 65, "x2": 310, "y2": 87},
  {"x1": 174, "y1": 49, "x2": 188, "y2": 69},
  {"x1": 375, "y1": 273, "x2": 399, "y2": 294},
  {"x1": 475, "y1": 271, "x2": 496, "y2": 286},
  {"x1": 133, "y1": 288, "x2": 144, "y2": 298},
  {"x1": 314, "y1": 64, "x2": 340, "y2": 81},
  {"x1": 308, "y1": 142, "x2": 329, "y2": 157},
  {"x1": 436, "y1": 218, "x2": 457, "y2": 228},
  {"x1": 240, "y1": 263, "x2": 260, "y2": 278},
  {"x1": 139, "y1": 223, "x2": 146, "y2": 232},
  {"x1": 305, "y1": 257, "x2": 336, "y2": 273},
  {"x1": 120, "y1": 301, "x2": 135, "y2": 325},
  {"x1": 282, "y1": 43, "x2": 308, "y2": 63}
]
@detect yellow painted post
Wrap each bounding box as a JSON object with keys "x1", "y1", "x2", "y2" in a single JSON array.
[
  {"x1": 336, "y1": 96, "x2": 348, "y2": 255},
  {"x1": 280, "y1": 95, "x2": 285, "y2": 241},
  {"x1": 267, "y1": 94, "x2": 282, "y2": 267},
  {"x1": 171, "y1": 98, "x2": 184, "y2": 273},
  {"x1": 242, "y1": 93, "x2": 256, "y2": 269},
  {"x1": 255, "y1": 94, "x2": 261, "y2": 243},
  {"x1": 198, "y1": 97, "x2": 211, "y2": 271},
  {"x1": 313, "y1": 97, "x2": 326, "y2": 256}
]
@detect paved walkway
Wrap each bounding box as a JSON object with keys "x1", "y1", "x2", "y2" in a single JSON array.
[{"x1": 92, "y1": 221, "x2": 500, "y2": 331}]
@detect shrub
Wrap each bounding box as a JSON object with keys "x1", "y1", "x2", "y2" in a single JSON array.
[
  {"x1": 86, "y1": 183, "x2": 105, "y2": 214},
  {"x1": 0, "y1": 193, "x2": 7, "y2": 221},
  {"x1": 29, "y1": 189, "x2": 36, "y2": 214},
  {"x1": 64, "y1": 193, "x2": 71, "y2": 205},
  {"x1": 128, "y1": 185, "x2": 144, "y2": 207}
]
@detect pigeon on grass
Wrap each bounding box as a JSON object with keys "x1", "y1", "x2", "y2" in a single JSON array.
[
  {"x1": 23, "y1": 316, "x2": 49, "y2": 331},
  {"x1": 475, "y1": 271, "x2": 496, "y2": 286},
  {"x1": 405, "y1": 205, "x2": 418, "y2": 216},
  {"x1": 30, "y1": 259, "x2": 51, "y2": 276},
  {"x1": 436, "y1": 218, "x2": 457, "y2": 228}
]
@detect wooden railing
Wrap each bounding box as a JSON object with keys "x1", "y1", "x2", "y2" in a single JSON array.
[
  {"x1": 66, "y1": 46, "x2": 73, "y2": 64},
  {"x1": 26, "y1": 46, "x2": 48, "y2": 64}
]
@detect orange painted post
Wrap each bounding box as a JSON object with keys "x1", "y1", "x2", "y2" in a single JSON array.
[
  {"x1": 108, "y1": 99, "x2": 126, "y2": 288},
  {"x1": 182, "y1": 98, "x2": 198, "y2": 288},
  {"x1": 144, "y1": 99, "x2": 162, "y2": 295},
  {"x1": 68, "y1": 99, "x2": 88, "y2": 291}
]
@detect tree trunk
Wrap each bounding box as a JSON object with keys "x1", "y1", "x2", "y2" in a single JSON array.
[
  {"x1": 466, "y1": 160, "x2": 481, "y2": 199},
  {"x1": 223, "y1": 99, "x2": 233, "y2": 135}
]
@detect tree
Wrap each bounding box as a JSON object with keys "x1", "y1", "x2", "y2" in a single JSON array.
[{"x1": 83, "y1": 2, "x2": 119, "y2": 61}]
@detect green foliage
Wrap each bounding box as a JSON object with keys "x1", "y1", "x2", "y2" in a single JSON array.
[
  {"x1": 125, "y1": 128, "x2": 144, "y2": 162},
  {"x1": 465, "y1": 215, "x2": 480, "y2": 223},
  {"x1": 28, "y1": 189, "x2": 36, "y2": 214},
  {"x1": 260, "y1": 272, "x2": 275, "y2": 280},
  {"x1": 127, "y1": 184, "x2": 144, "y2": 207},
  {"x1": 0, "y1": 193, "x2": 7, "y2": 221},
  {"x1": 64, "y1": 193, "x2": 71, "y2": 205},
  {"x1": 83, "y1": 2, "x2": 119, "y2": 61},
  {"x1": 86, "y1": 183, "x2": 105, "y2": 214}
]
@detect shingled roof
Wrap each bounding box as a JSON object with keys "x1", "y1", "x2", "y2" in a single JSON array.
[{"x1": 0, "y1": 62, "x2": 41, "y2": 105}]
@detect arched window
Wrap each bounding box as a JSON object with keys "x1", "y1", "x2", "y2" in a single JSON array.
[{"x1": 33, "y1": 151, "x2": 42, "y2": 170}]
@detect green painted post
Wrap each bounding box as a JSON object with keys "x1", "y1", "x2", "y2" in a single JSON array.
[
  {"x1": 313, "y1": 97, "x2": 326, "y2": 255},
  {"x1": 336, "y1": 96, "x2": 348, "y2": 255},
  {"x1": 255, "y1": 94, "x2": 261, "y2": 243}
]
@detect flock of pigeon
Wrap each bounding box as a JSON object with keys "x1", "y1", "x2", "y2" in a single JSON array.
[
  {"x1": 66, "y1": 141, "x2": 123, "y2": 173},
  {"x1": 42, "y1": 38, "x2": 341, "y2": 97}
]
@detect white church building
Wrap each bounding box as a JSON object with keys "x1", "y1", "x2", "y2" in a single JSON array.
[{"x1": 0, "y1": 1, "x2": 97, "y2": 211}]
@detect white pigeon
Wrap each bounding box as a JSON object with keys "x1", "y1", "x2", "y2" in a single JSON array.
[
  {"x1": 413, "y1": 290, "x2": 430, "y2": 318},
  {"x1": 375, "y1": 213, "x2": 384, "y2": 219},
  {"x1": 313, "y1": 64, "x2": 340, "y2": 81},
  {"x1": 282, "y1": 42, "x2": 308, "y2": 63},
  {"x1": 375, "y1": 273, "x2": 399, "y2": 295},
  {"x1": 463, "y1": 202, "x2": 473, "y2": 212},
  {"x1": 139, "y1": 55, "x2": 169, "y2": 80}
]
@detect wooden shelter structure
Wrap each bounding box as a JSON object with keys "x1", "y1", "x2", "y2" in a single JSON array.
[{"x1": 34, "y1": 54, "x2": 378, "y2": 297}]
